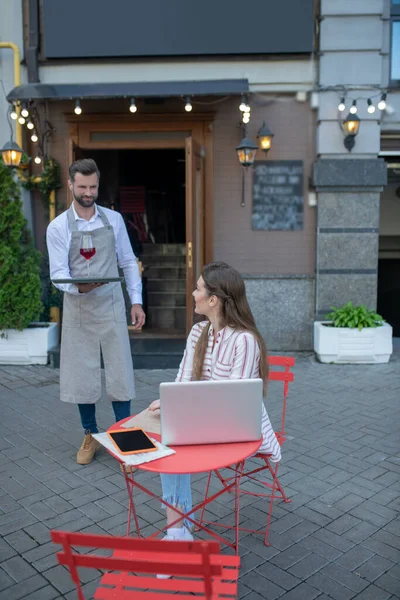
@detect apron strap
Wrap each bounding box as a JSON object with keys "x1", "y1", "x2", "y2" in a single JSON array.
[
  {"x1": 67, "y1": 205, "x2": 79, "y2": 232},
  {"x1": 97, "y1": 207, "x2": 112, "y2": 227}
]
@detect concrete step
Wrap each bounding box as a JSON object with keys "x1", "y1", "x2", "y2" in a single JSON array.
[
  {"x1": 147, "y1": 278, "x2": 186, "y2": 292},
  {"x1": 142, "y1": 254, "x2": 186, "y2": 266},
  {"x1": 48, "y1": 336, "x2": 186, "y2": 370},
  {"x1": 147, "y1": 292, "x2": 186, "y2": 307},
  {"x1": 145, "y1": 266, "x2": 186, "y2": 279},
  {"x1": 146, "y1": 307, "x2": 186, "y2": 330},
  {"x1": 140, "y1": 243, "x2": 186, "y2": 256}
]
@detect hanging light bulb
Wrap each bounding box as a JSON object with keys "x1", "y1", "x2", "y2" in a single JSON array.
[
  {"x1": 338, "y1": 98, "x2": 346, "y2": 112},
  {"x1": 26, "y1": 120, "x2": 34, "y2": 130},
  {"x1": 378, "y1": 93, "x2": 387, "y2": 111},
  {"x1": 243, "y1": 103, "x2": 251, "y2": 113},
  {"x1": 74, "y1": 99, "x2": 82, "y2": 115},
  {"x1": 239, "y1": 95, "x2": 248, "y2": 112},
  {"x1": 129, "y1": 97, "x2": 137, "y2": 113},
  {"x1": 349, "y1": 100, "x2": 357, "y2": 114},
  {"x1": 242, "y1": 112, "x2": 250, "y2": 124},
  {"x1": 34, "y1": 155, "x2": 42, "y2": 164},
  {"x1": 185, "y1": 97, "x2": 193, "y2": 112},
  {"x1": 21, "y1": 103, "x2": 29, "y2": 118},
  {"x1": 31, "y1": 131, "x2": 38, "y2": 143},
  {"x1": 18, "y1": 115, "x2": 26, "y2": 125},
  {"x1": 367, "y1": 99, "x2": 376, "y2": 114},
  {"x1": 10, "y1": 104, "x2": 18, "y2": 120}
]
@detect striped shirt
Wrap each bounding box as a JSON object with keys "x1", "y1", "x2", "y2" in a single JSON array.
[{"x1": 176, "y1": 321, "x2": 281, "y2": 462}]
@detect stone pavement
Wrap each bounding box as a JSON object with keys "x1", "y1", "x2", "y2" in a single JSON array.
[{"x1": 0, "y1": 348, "x2": 399, "y2": 600}]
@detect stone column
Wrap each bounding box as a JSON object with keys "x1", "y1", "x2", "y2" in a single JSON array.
[{"x1": 313, "y1": 159, "x2": 387, "y2": 318}]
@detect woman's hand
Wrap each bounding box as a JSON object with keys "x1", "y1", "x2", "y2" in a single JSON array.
[{"x1": 148, "y1": 399, "x2": 160, "y2": 412}]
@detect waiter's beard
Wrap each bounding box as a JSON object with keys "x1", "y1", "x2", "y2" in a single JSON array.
[{"x1": 72, "y1": 191, "x2": 97, "y2": 208}]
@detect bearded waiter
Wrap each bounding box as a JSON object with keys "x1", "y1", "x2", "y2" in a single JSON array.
[{"x1": 46, "y1": 158, "x2": 145, "y2": 465}]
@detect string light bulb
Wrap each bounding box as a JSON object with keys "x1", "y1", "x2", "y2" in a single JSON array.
[
  {"x1": 349, "y1": 100, "x2": 357, "y2": 114},
  {"x1": 10, "y1": 105, "x2": 18, "y2": 120},
  {"x1": 184, "y1": 97, "x2": 192, "y2": 112},
  {"x1": 129, "y1": 98, "x2": 137, "y2": 113},
  {"x1": 338, "y1": 98, "x2": 346, "y2": 112},
  {"x1": 18, "y1": 115, "x2": 26, "y2": 125},
  {"x1": 27, "y1": 120, "x2": 34, "y2": 130},
  {"x1": 239, "y1": 95, "x2": 248, "y2": 112},
  {"x1": 21, "y1": 103, "x2": 29, "y2": 118},
  {"x1": 74, "y1": 99, "x2": 82, "y2": 115},
  {"x1": 242, "y1": 112, "x2": 250, "y2": 124},
  {"x1": 378, "y1": 93, "x2": 387, "y2": 111},
  {"x1": 367, "y1": 99, "x2": 376, "y2": 114},
  {"x1": 31, "y1": 132, "x2": 38, "y2": 143},
  {"x1": 34, "y1": 155, "x2": 41, "y2": 164}
]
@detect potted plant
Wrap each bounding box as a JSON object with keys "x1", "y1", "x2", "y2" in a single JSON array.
[
  {"x1": 0, "y1": 156, "x2": 59, "y2": 364},
  {"x1": 314, "y1": 302, "x2": 393, "y2": 364}
]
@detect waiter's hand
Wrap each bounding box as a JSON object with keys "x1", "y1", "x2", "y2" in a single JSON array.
[
  {"x1": 131, "y1": 304, "x2": 145, "y2": 329},
  {"x1": 77, "y1": 282, "x2": 105, "y2": 293}
]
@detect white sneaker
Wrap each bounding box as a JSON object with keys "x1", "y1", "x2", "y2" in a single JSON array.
[{"x1": 156, "y1": 527, "x2": 194, "y2": 579}]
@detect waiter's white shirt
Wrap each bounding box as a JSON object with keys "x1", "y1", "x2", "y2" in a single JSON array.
[{"x1": 46, "y1": 203, "x2": 142, "y2": 304}]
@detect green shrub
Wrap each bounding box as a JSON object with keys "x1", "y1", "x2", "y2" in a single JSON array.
[
  {"x1": 0, "y1": 157, "x2": 43, "y2": 330},
  {"x1": 325, "y1": 302, "x2": 385, "y2": 331}
]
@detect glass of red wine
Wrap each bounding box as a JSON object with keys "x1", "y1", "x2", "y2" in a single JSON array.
[{"x1": 80, "y1": 233, "x2": 96, "y2": 278}]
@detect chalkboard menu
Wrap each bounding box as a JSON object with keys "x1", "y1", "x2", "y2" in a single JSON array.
[{"x1": 252, "y1": 160, "x2": 304, "y2": 231}]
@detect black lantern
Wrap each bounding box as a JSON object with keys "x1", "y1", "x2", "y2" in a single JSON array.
[
  {"x1": 343, "y1": 113, "x2": 360, "y2": 152},
  {"x1": 1, "y1": 139, "x2": 23, "y2": 167},
  {"x1": 236, "y1": 137, "x2": 258, "y2": 167},
  {"x1": 257, "y1": 121, "x2": 274, "y2": 154}
]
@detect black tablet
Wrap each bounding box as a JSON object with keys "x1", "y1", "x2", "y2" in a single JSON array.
[{"x1": 107, "y1": 428, "x2": 157, "y2": 455}]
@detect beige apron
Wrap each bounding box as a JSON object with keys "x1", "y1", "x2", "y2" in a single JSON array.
[{"x1": 60, "y1": 206, "x2": 135, "y2": 404}]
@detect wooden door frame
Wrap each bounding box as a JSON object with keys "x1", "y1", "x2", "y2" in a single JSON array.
[{"x1": 67, "y1": 113, "x2": 214, "y2": 263}]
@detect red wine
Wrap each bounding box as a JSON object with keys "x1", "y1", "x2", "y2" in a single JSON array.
[{"x1": 80, "y1": 248, "x2": 96, "y2": 260}]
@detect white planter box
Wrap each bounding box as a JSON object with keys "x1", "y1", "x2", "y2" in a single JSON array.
[
  {"x1": 0, "y1": 322, "x2": 59, "y2": 365},
  {"x1": 314, "y1": 321, "x2": 393, "y2": 364}
]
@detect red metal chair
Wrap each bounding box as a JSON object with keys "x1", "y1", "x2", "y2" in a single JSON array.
[
  {"x1": 51, "y1": 530, "x2": 240, "y2": 600},
  {"x1": 199, "y1": 355, "x2": 295, "y2": 546}
]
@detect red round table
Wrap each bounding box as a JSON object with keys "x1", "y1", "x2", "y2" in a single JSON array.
[{"x1": 107, "y1": 417, "x2": 262, "y2": 554}]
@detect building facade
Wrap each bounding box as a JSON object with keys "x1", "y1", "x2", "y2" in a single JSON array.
[{"x1": 1, "y1": 0, "x2": 399, "y2": 351}]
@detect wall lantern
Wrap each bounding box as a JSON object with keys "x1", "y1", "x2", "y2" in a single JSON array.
[
  {"x1": 236, "y1": 136, "x2": 258, "y2": 167},
  {"x1": 257, "y1": 121, "x2": 274, "y2": 154},
  {"x1": 1, "y1": 139, "x2": 23, "y2": 167},
  {"x1": 236, "y1": 136, "x2": 258, "y2": 207},
  {"x1": 343, "y1": 113, "x2": 360, "y2": 152}
]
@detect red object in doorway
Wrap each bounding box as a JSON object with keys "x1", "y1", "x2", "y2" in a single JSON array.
[{"x1": 120, "y1": 186, "x2": 149, "y2": 242}]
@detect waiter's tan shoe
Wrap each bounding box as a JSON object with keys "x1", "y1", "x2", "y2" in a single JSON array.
[{"x1": 77, "y1": 431, "x2": 101, "y2": 465}]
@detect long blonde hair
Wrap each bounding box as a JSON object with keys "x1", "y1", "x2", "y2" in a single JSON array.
[{"x1": 192, "y1": 262, "x2": 269, "y2": 394}]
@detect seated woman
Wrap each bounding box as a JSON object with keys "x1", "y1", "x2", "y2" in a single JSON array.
[{"x1": 148, "y1": 261, "x2": 281, "y2": 547}]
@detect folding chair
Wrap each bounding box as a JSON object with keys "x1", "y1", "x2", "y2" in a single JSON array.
[
  {"x1": 51, "y1": 530, "x2": 240, "y2": 600},
  {"x1": 199, "y1": 355, "x2": 295, "y2": 546}
]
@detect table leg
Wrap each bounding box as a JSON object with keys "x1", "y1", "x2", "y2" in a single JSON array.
[{"x1": 122, "y1": 466, "x2": 141, "y2": 537}]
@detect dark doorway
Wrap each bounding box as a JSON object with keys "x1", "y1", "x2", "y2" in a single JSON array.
[{"x1": 79, "y1": 148, "x2": 186, "y2": 335}]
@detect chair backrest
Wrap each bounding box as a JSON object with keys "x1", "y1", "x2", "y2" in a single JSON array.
[
  {"x1": 267, "y1": 355, "x2": 295, "y2": 442},
  {"x1": 51, "y1": 530, "x2": 223, "y2": 600}
]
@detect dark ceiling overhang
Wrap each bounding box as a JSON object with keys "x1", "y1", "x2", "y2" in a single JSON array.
[{"x1": 7, "y1": 79, "x2": 249, "y2": 102}]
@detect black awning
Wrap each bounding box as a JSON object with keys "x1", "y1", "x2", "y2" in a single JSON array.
[{"x1": 7, "y1": 79, "x2": 248, "y2": 102}]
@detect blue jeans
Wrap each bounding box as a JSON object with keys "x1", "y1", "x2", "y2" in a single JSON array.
[
  {"x1": 160, "y1": 474, "x2": 192, "y2": 530},
  {"x1": 78, "y1": 401, "x2": 131, "y2": 433}
]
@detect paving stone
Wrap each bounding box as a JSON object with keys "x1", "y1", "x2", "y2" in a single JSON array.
[
  {"x1": 269, "y1": 544, "x2": 312, "y2": 570},
  {"x1": 1, "y1": 556, "x2": 37, "y2": 582},
  {"x1": 374, "y1": 574, "x2": 400, "y2": 596},
  {"x1": 306, "y1": 572, "x2": 357, "y2": 600},
  {"x1": 352, "y1": 584, "x2": 393, "y2": 600},
  {"x1": 276, "y1": 582, "x2": 321, "y2": 600},
  {"x1": 357, "y1": 555, "x2": 396, "y2": 583},
  {"x1": 288, "y1": 552, "x2": 329, "y2": 579},
  {"x1": 335, "y1": 546, "x2": 375, "y2": 571},
  {"x1": 0, "y1": 574, "x2": 49, "y2": 600},
  {"x1": 0, "y1": 568, "x2": 14, "y2": 591},
  {"x1": 256, "y1": 562, "x2": 301, "y2": 590},
  {"x1": 240, "y1": 571, "x2": 285, "y2": 599},
  {"x1": 4, "y1": 530, "x2": 38, "y2": 554},
  {"x1": 320, "y1": 562, "x2": 369, "y2": 592}
]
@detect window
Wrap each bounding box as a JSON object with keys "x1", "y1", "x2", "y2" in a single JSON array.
[{"x1": 391, "y1": 1, "x2": 400, "y2": 81}]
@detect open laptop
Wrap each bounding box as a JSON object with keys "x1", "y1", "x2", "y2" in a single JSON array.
[{"x1": 160, "y1": 379, "x2": 262, "y2": 446}]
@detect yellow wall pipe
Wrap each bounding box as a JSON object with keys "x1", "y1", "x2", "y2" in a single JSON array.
[{"x1": 0, "y1": 42, "x2": 22, "y2": 149}]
